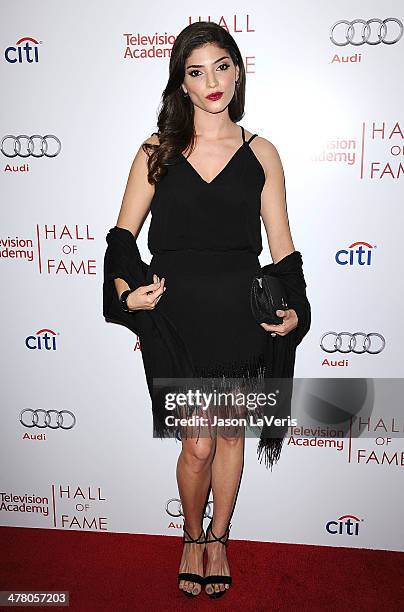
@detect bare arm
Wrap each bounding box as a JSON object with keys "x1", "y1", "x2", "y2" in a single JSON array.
[
  {"x1": 116, "y1": 136, "x2": 158, "y2": 237},
  {"x1": 113, "y1": 134, "x2": 163, "y2": 302},
  {"x1": 254, "y1": 138, "x2": 295, "y2": 264},
  {"x1": 253, "y1": 137, "x2": 298, "y2": 334}
]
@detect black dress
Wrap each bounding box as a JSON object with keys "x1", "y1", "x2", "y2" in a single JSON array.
[
  {"x1": 103, "y1": 126, "x2": 311, "y2": 464},
  {"x1": 147, "y1": 124, "x2": 270, "y2": 439}
]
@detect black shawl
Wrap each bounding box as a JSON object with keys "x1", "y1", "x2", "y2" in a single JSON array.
[{"x1": 103, "y1": 226, "x2": 311, "y2": 470}]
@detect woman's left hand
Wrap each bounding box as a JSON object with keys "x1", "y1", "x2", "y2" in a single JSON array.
[{"x1": 260, "y1": 308, "x2": 298, "y2": 337}]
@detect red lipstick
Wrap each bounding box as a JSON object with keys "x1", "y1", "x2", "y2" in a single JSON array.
[{"x1": 206, "y1": 92, "x2": 223, "y2": 101}]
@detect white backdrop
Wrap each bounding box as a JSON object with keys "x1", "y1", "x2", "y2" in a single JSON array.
[{"x1": 1, "y1": 1, "x2": 403, "y2": 552}]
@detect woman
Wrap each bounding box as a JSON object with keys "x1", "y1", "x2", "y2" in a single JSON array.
[{"x1": 112, "y1": 22, "x2": 301, "y2": 599}]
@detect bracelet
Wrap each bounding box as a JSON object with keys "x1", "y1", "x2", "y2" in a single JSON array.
[{"x1": 119, "y1": 289, "x2": 134, "y2": 313}]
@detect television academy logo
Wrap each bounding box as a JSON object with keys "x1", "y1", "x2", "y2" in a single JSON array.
[
  {"x1": 325, "y1": 514, "x2": 363, "y2": 535},
  {"x1": 335, "y1": 242, "x2": 375, "y2": 266},
  {"x1": 0, "y1": 224, "x2": 97, "y2": 275},
  {"x1": 123, "y1": 15, "x2": 256, "y2": 61},
  {"x1": 26, "y1": 328, "x2": 59, "y2": 351},
  {"x1": 311, "y1": 121, "x2": 404, "y2": 180},
  {"x1": 1, "y1": 485, "x2": 109, "y2": 531},
  {"x1": 4, "y1": 37, "x2": 42, "y2": 63},
  {"x1": 0, "y1": 491, "x2": 50, "y2": 517}
]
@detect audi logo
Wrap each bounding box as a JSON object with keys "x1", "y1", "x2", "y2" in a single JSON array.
[
  {"x1": 330, "y1": 18, "x2": 403, "y2": 46},
  {"x1": 1, "y1": 134, "x2": 61, "y2": 158},
  {"x1": 320, "y1": 332, "x2": 385, "y2": 354},
  {"x1": 166, "y1": 498, "x2": 213, "y2": 519},
  {"x1": 20, "y1": 409, "x2": 76, "y2": 429}
]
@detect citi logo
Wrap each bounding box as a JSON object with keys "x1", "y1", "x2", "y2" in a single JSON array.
[
  {"x1": 335, "y1": 241, "x2": 375, "y2": 266},
  {"x1": 25, "y1": 328, "x2": 59, "y2": 351},
  {"x1": 4, "y1": 37, "x2": 42, "y2": 63},
  {"x1": 326, "y1": 514, "x2": 363, "y2": 536}
]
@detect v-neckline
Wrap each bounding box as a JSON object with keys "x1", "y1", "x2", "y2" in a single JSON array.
[{"x1": 181, "y1": 127, "x2": 246, "y2": 186}]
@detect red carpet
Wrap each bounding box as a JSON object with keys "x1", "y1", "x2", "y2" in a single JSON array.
[{"x1": 1, "y1": 526, "x2": 403, "y2": 611}]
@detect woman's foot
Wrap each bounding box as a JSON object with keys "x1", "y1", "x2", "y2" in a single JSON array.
[
  {"x1": 178, "y1": 526, "x2": 206, "y2": 596},
  {"x1": 204, "y1": 521, "x2": 231, "y2": 596}
]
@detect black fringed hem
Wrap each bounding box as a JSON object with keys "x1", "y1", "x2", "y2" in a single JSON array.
[
  {"x1": 151, "y1": 351, "x2": 269, "y2": 436},
  {"x1": 257, "y1": 437, "x2": 285, "y2": 471},
  {"x1": 192, "y1": 351, "x2": 269, "y2": 380},
  {"x1": 151, "y1": 352, "x2": 288, "y2": 470}
]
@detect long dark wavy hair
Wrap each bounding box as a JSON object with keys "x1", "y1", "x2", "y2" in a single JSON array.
[{"x1": 143, "y1": 21, "x2": 246, "y2": 185}]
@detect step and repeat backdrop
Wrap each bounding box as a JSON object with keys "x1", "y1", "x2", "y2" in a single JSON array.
[{"x1": 1, "y1": 1, "x2": 403, "y2": 552}]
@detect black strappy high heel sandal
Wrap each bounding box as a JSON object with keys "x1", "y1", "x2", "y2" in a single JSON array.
[
  {"x1": 178, "y1": 523, "x2": 206, "y2": 597},
  {"x1": 204, "y1": 517, "x2": 232, "y2": 598}
]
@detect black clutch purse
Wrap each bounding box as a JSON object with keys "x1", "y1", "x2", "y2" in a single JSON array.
[{"x1": 250, "y1": 274, "x2": 288, "y2": 325}]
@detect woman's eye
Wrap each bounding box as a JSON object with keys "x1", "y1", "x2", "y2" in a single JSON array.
[{"x1": 188, "y1": 63, "x2": 231, "y2": 78}]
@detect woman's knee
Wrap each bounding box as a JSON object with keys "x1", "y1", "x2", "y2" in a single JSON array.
[
  {"x1": 182, "y1": 438, "x2": 215, "y2": 468},
  {"x1": 217, "y1": 433, "x2": 244, "y2": 447}
]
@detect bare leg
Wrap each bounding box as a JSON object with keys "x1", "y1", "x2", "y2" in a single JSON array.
[
  {"x1": 177, "y1": 435, "x2": 216, "y2": 595},
  {"x1": 205, "y1": 430, "x2": 245, "y2": 595}
]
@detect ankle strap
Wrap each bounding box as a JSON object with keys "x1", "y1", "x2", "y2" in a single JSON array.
[
  {"x1": 183, "y1": 524, "x2": 205, "y2": 543},
  {"x1": 206, "y1": 519, "x2": 232, "y2": 544}
]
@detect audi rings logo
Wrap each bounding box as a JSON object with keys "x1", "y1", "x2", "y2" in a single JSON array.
[
  {"x1": 1, "y1": 135, "x2": 61, "y2": 158},
  {"x1": 330, "y1": 18, "x2": 403, "y2": 46},
  {"x1": 166, "y1": 498, "x2": 213, "y2": 519},
  {"x1": 320, "y1": 332, "x2": 385, "y2": 354},
  {"x1": 20, "y1": 409, "x2": 76, "y2": 429}
]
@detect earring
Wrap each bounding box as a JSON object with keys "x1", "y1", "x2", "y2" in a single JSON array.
[{"x1": 182, "y1": 88, "x2": 188, "y2": 97}]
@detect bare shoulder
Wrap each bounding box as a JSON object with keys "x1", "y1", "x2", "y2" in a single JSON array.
[
  {"x1": 123, "y1": 131, "x2": 160, "y2": 199},
  {"x1": 128, "y1": 132, "x2": 160, "y2": 165},
  {"x1": 252, "y1": 135, "x2": 282, "y2": 161},
  {"x1": 143, "y1": 132, "x2": 160, "y2": 146},
  {"x1": 127, "y1": 132, "x2": 159, "y2": 176},
  {"x1": 246, "y1": 132, "x2": 284, "y2": 181}
]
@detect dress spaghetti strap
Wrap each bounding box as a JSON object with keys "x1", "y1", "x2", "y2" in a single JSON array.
[{"x1": 241, "y1": 125, "x2": 258, "y2": 145}]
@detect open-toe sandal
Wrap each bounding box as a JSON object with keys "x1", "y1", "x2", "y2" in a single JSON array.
[
  {"x1": 204, "y1": 517, "x2": 232, "y2": 598},
  {"x1": 178, "y1": 523, "x2": 206, "y2": 597}
]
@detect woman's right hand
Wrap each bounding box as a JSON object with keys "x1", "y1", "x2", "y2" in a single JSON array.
[{"x1": 126, "y1": 274, "x2": 166, "y2": 311}]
